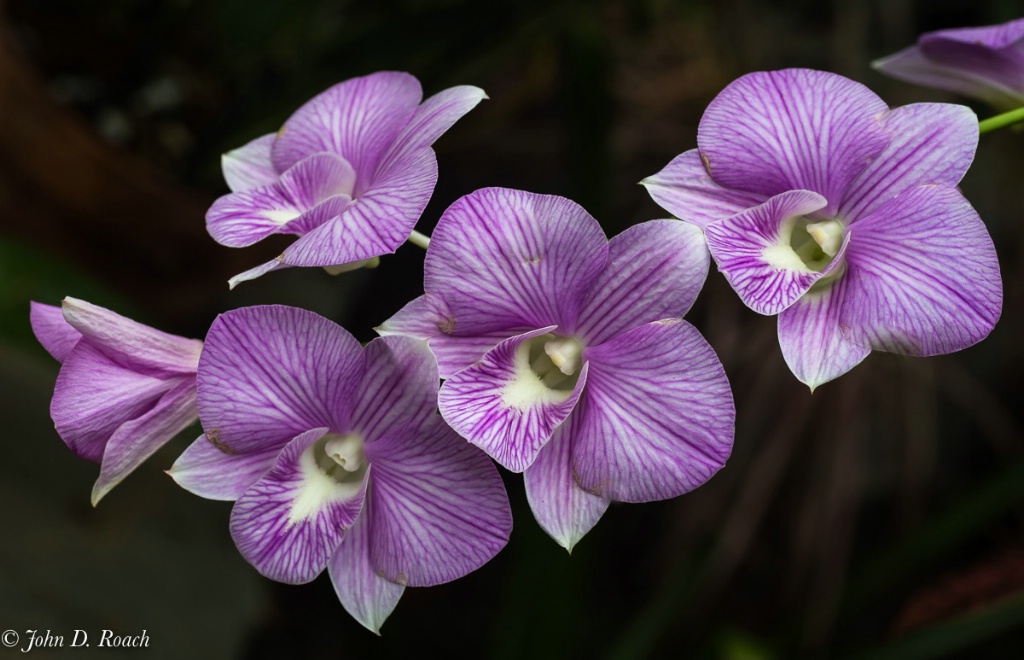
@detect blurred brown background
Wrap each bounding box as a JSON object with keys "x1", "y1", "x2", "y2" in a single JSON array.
[{"x1": 1, "y1": 1, "x2": 1023, "y2": 658}]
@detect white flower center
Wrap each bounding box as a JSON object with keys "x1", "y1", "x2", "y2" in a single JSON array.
[
  {"x1": 315, "y1": 432, "x2": 368, "y2": 484},
  {"x1": 771, "y1": 216, "x2": 846, "y2": 273},
  {"x1": 501, "y1": 333, "x2": 584, "y2": 411}
]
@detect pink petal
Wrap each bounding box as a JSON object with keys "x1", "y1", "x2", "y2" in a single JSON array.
[
  {"x1": 576, "y1": 219, "x2": 709, "y2": 345},
  {"x1": 365, "y1": 418, "x2": 512, "y2": 587},
  {"x1": 841, "y1": 103, "x2": 978, "y2": 221},
  {"x1": 92, "y1": 379, "x2": 198, "y2": 505},
  {"x1": 777, "y1": 278, "x2": 871, "y2": 390},
  {"x1": 30, "y1": 301, "x2": 81, "y2": 362},
  {"x1": 328, "y1": 513, "x2": 405, "y2": 634},
  {"x1": 197, "y1": 306, "x2": 364, "y2": 455},
  {"x1": 572, "y1": 319, "x2": 734, "y2": 503},
  {"x1": 271, "y1": 72, "x2": 422, "y2": 189},
  {"x1": 376, "y1": 294, "x2": 520, "y2": 379},
  {"x1": 524, "y1": 412, "x2": 610, "y2": 551},
  {"x1": 222, "y1": 133, "x2": 278, "y2": 192},
  {"x1": 425, "y1": 187, "x2": 609, "y2": 333},
  {"x1": 697, "y1": 69, "x2": 890, "y2": 215},
  {"x1": 840, "y1": 186, "x2": 1002, "y2": 356},
  {"x1": 703, "y1": 190, "x2": 840, "y2": 315},
  {"x1": 61, "y1": 297, "x2": 202, "y2": 375},
  {"x1": 642, "y1": 149, "x2": 766, "y2": 229},
  {"x1": 168, "y1": 433, "x2": 281, "y2": 501}
]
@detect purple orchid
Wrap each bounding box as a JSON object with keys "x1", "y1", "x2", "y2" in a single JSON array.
[
  {"x1": 874, "y1": 17, "x2": 1024, "y2": 111},
  {"x1": 168, "y1": 305, "x2": 511, "y2": 633},
  {"x1": 378, "y1": 187, "x2": 735, "y2": 551},
  {"x1": 30, "y1": 298, "x2": 201, "y2": 505},
  {"x1": 642, "y1": 68, "x2": 1002, "y2": 390},
  {"x1": 208, "y1": 71, "x2": 486, "y2": 287}
]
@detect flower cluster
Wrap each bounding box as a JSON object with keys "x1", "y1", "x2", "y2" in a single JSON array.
[{"x1": 31, "y1": 20, "x2": 1015, "y2": 633}]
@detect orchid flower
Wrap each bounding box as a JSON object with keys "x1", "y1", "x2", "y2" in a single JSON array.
[
  {"x1": 30, "y1": 298, "x2": 201, "y2": 505},
  {"x1": 168, "y1": 305, "x2": 511, "y2": 633},
  {"x1": 643, "y1": 68, "x2": 1002, "y2": 390},
  {"x1": 379, "y1": 187, "x2": 735, "y2": 551},
  {"x1": 874, "y1": 17, "x2": 1024, "y2": 112},
  {"x1": 208, "y1": 71, "x2": 486, "y2": 287}
]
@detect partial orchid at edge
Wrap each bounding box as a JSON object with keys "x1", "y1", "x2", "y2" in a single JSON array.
[
  {"x1": 643, "y1": 68, "x2": 1002, "y2": 390},
  {"x1": 30, "y1": 297, "x2": 202, "y2": 505}
]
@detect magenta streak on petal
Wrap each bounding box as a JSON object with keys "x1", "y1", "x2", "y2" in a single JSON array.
[
  {"x1": 572, "y1": 319, "x2": 734, "y2": 503},
  {"x1": 839, "y1": 185, "x2": 1002, "y2": 356},
  {"x1": 524, "y1": 411, "x2": 610, "y2": 552},
  {"x1": 329, "y1": 512, "x2": 405, "y2": 634},
  {"x1": 425, "y1": 188, "x2": 609, "y2": 333},
  {"x1": 575, "y1": 219, "x2": 709, "y2": 345},
  {"x1": 364, "y1": 418, "x2": 512, "y2": 587},
  {"x1": 169, "y1": 432, "x2": 282, "y2": 501}
]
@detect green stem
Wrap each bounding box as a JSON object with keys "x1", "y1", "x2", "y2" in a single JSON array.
[
  {"x1": 406, "y1": 229, "x2": 431, "y2": 250},
  {"x1": 978, "y1": 107, "x2": 1024, "y2": 135}
]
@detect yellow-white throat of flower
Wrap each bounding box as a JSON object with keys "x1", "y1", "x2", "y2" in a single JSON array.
[
  {"x1": 317, "y1": 432, "x2": 368, "y2": 484},
  {"x1": 765, "y1": 216, "x2": 846, "y2": 279},
  {"x1": 502, "y1": 333, "x2": 585, "y2": 410}
]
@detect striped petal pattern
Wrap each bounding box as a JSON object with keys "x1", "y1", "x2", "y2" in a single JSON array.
[
  {"x1": 572, "y1": 320, "x2": 734, "y2": 503},
  {"x1": 438, "y1": 327, "x2": 589, "y2": 473}
]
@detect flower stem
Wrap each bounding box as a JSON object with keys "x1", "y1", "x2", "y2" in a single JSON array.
[
  {"x1": 407, "y1": 230, "x2": 431, "y2": 250},
  {"x1": 979, "y1": 107, "x2": 1024, "y2": 135}
]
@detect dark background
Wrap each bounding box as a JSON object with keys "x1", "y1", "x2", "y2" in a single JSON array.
[{"x1": 1, "y1": 0, "x2": 1023, "y2": 658}]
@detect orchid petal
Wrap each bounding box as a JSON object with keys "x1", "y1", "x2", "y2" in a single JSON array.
[
  {"x1": 222, "y1": 133, "x2": 278, "y2": 192},
  {"x1": 376, "y1": 294, "x2": 519, "y2": 379},
  {"x1": 840, "y1": 186, "x2": 1002, "y2": 356},
  {"x1": 438, "y1": 327, "x2": 589, "y2": 473},
  {"x1": 230, "y1": 427, "x2": 366, "y2": 584},
  {"x1": 272, "y1": 72, "x2": 422, "y2": 187},
  {"x1": 52, "y1": 342, "x2": 177, "y2": 462},
  {"x1": 703, "y1": 190, "x2": 840, "y2": 315},
  {"x1": 576, "y1": 219, "x2": 709, "y2": 344},
  {"x1": 777, "y1": 278, "x2": 871, "y2": 390},
  {"x1": 365, "y1": 418, "x2": 511, "y2": 587},
  {"x1": 841, "y1": 103, "x2": 978, "y2": 221},
  {"x1": 197, "y1": 306, "x2": 364, "y2": 455},
  {"x1": 572, "y1": 319, "x2": 734, "y2": 503},
  {"x1": 524, "y1": 412, "x2": 610, "y2": 552},
  {"x1": 641, "y1": 149, "x2": 766, "y2": 228},
  {"x1": 697, "y1": 69, "x2": 890, "y2": 214},
  {"x1": 329, "y1": 513, "x2": 405, "y2": 634},
  {"x1": 376, "y1": 85, "x2": 487, "y2": 175},
  {"x1": 350, "y1": 336, "x2": 439, "y2": 442},
  {"x1": 425, "y1": 187, "x2": 609, "y2": 333},
  {"x1": 61, "y1": 297, "x2": 202, "y2": 375},
  {"x1": 92, "y1": 379, "x2": 198, "y2": 505},
  {"x1": 30, "y1": 301, "x2": 81, "y2": 362},
  {"x1": 278, "y1": 148, "x2": 437, "y2": 268},
  {"x1": 168, "y1": 433, "x2": 281, "y2": 501},
  {"x1": 227, "y1": 258, "x2": 290, "y2": 289},
  {"x1": 207, "y1": 153, "x2": 356, "y2": 248}
]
